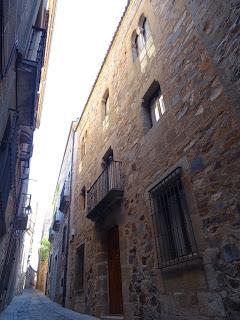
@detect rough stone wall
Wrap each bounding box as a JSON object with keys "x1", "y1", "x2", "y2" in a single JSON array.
[
  {"x1": 36, "y1": 259, "x2": 48, "y2": 293},
  {"x1": 65, "y1": 0, "x2": 240, "y2": 319},
  {"x1": 0, "y1": 0, "x2": 42, "y2": 310}
]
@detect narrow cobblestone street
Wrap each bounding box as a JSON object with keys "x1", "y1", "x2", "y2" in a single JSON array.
[{"x1": 0, "y1": 290, "x2": 98, "y2": 320}]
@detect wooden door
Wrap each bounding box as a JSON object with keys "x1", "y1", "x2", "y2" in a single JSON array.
[{"x1": 108, "y1": 226, "x2": 123, "y2": 314}]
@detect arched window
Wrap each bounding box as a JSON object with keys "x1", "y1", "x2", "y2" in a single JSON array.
[
  {"x1": 81, "y1": 131, "x2": 87, "y2": 159},
  {"x1": 131, "y1": 31, "x2": 138, "y2": 61},
  {"x1": 142, "y1": 17, "x2": 151, "y2": 42},
  {"x1": 132, "y1": 15, "x2": 152, "y2": 61},
  {"x1": 102, "y1": 89, "x2": 110, "y2": 118}
]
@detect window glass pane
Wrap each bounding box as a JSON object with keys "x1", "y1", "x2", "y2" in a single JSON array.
[
  {"x1": 137, "y1": 33, "x2": 145, "y2": 53},
  {"x1": 143, "y1": 19, "x2": 151, "y2": 40},
  {"x1": 154, "y1": 101, "x2": 160, "y2": 122},
  {"x1": 150, "y1": 99, "x2": 157, "y2": 126},
  {"x1": 134, "y1": 35, "x2": 139, "y2": 58},
  {"x1": 159, "y1": 95, "x2": 166, "y2": 114},
  {"x1": 105, "y1": 96, "x2": 109, "y2": 115},
  {"x1": 150, "y1": 97, "x2": 160, "y2": 125}
]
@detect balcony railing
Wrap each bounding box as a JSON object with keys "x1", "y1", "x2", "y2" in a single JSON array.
[
  {"x1": 17, "y1": 27, "x2": 47, "y2": 128},
  {"x1": 26, "y1": 27, "x2": 47, "y2": 66},
  {"x1": 15, "y1": 216, "x2": 28, "y2": 231},
  {"x1": 52, "y1": 210, "x2": 63, "y2": 232},
  {"x1": 59, "y1": 180, "x2": 70, "y2": 213},
  {"x1": 87, "y1": 161, "x2": 123, "y2": 221}
]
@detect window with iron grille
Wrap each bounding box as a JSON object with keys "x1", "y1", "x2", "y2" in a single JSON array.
[
  {"x1": 75, "y1": 244, "x2": 84, "y2": 290},
  {"x1": 149, "y1": 167, "x2": 198, "y2": 268}
]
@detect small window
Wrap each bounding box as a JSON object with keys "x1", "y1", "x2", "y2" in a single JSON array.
[
  {"x1": 75, "y1": 244, "x2": 85, "y2": 290},
  {"x1": 81, "y1": 186, "x2": 86, "y2": 210},
  {"x1": 142, "y1": 81, "x2": 166, "y2": 128},
  {"x1": 105, "y1": 93, "x2": 110, "y2": 116},
  {"x1": 102, "y1": 89, "x2": 110, "y2": 119},
  {"x1": 149, "y1": 90, "x2": 166, "y2": 126},
  {"x1": 102, "y1": 147, "x2": 113, "y2": 168},
  {"x1": 149, "y1": 168, "x2": 198, "y2": 268},
  {"x1": 142, "y1": 17, "x2": 151, "y2": 42},
  {"x1": 81, "y1": 131, "x2": 87, "y2": 159},
  {"x1": 132, "y1": 16, "x2": 152, "y2": 60}
]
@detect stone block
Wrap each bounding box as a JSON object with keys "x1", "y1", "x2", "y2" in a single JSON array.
[{"x1": 198, "y1": 292, "x2": 225, "y2": 317}]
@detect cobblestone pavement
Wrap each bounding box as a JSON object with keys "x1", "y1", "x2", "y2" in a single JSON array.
[{"x1": 0, "y1": 289, "x2": 99, "y2": 320}]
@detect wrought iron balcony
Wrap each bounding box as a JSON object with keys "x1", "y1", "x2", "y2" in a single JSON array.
[
  {"x1": 26, "y1": 27, "x2": 47, "y2": 66},
  {"x1": 52, "y1": 210, "x2": 63, "y2": 232},
  {"x1": 17, "y1": 27, "x2": 47, "y2": 128},
  {"x1": 59, "y1": 180, "x2": 70, "y2": 213},
  {"x1": 87, "y1": 161, "x2": 123, "y2": 221},
  {"x1": 15, "y1": 216, "x2": 28, "y2": 231}
]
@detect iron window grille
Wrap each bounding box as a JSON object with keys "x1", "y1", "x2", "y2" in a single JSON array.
[{"x1": 149, "y1": 167, "x2": 198, "y2": 269}]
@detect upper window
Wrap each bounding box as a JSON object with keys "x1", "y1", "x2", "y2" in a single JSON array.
[
  {"x1": 81, "y1": 131, "x2": 87, "y2": 159},
  {"x1": 149, "y1": 168, "x2": 198, "y2": 269},
  {"x1": 102, "y1": 89, "x2": 110, "y2": 119},
  {"x1": 132, "y1": 15, "x2": 152, "y2": 60},
  {"x1": 81, "y1": 186, "x2": 86, "y2": 210},
  {"x1": 142, "y1": 81, "x2": 166, "y2": 128}
]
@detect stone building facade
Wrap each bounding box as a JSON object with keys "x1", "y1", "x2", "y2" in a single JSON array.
[
  {"x1": 0, "y1": 0, "x2": 57, "y2": 310},
  {"x1": 36, "y1": 258, "x2": 48, "y2": 293},
  {"x1": 47, "y1": 0, "x2": 240, "y2": 319},
  {"x1": 46, "y1": 121, "x2": 77, "y2": 306}
]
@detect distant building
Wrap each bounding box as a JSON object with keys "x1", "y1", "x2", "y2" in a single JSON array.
[
  {"x1": 47, "y1": 1, "x2": 240, "y2": 320},
  {"x1": 25, "y1": 265, "x2": 37, "y2": 289},
  {"x1": 0, "y1": 0, "x2": 57, "y2": 310},
  {"x1": 45, "y1": 121, "x2": 77, "y2": 306}
]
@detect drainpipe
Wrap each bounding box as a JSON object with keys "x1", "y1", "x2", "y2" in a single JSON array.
[{"x1": 62, "y1": 125, "x2": 75, "y2": 307}]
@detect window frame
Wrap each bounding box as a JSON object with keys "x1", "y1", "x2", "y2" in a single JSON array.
[
  {"x1": 142, "y1": 81, "x2": 166, "y2": 129},
  {"x1": 149, "y1": 167, "x2": 198, "y2": 269},
  {"x1": 81, "y1": 131, "x2": 87, "y2": 159},
  {"x1": 102, "y1": 89, "x2": 110, "y2": 122},
  {"x1": 131, "y1": 15, "x2": 152, "y2": 61},
  {"x1": 81, "y1": 186, "x2": 86, "y2": 211}
]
